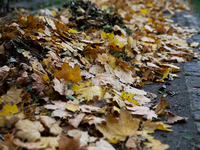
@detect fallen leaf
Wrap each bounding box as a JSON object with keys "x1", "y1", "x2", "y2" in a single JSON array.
[
  {"x1": 156, "y1": 121, "x2": 173, "y2": 132},
  {"x1": 88, "y1": 139, "x2": 115, "y2": 150},
  {"x1": 53, "y1": 78, "x2": 69, "y2": 95},
  {"x1": 50, "y1": 121, "x2": 63, "y2": 135},
  {"x1": 165, "y1": 111, "x2": 189, "y2": 124},
  {"x1": 69, "y1": 113, "x2": 85, "y2": 128},
  {"x1": 77, "y1": 85, "x2": 102, "y2": 101},
  {"x1": 155, "y1": 97, "x2": 169, "y2": 115},
  {"x1": 97, "y1": 108, "x2": 140, "y2": 141},
  {"x1": 15, "y1": 119, "x2": 44, "y2": 142},
  {"x1": 54, "y1": 62, "x2": 82, "y2": 82},
  {"x1": 1, "y1": 87, "x2": 22, "y2": 104},
  {"x1": 126, "y1": 106, "x2": 157, "y2": 120}
]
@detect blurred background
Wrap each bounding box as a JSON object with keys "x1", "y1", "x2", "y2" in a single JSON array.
[{"x1": 0, "y1": 0, "x2": 200, "y2": 16}]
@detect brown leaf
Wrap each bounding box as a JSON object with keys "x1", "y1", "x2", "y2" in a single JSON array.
[
  {"x1": 1, "y1": 87, "x2": 22, "y2": 104},
  {"x1": 58, "y1": 134, "x2": 87, "y2": 150},
  {"x1": 0, "y1": 134, "x2": 16, "y2": 150},
  {"x1": 54, "y1": 62, "x2": 82, "y2": 82},
  {"x1": 165, "y1": 111, "x2": 189, "y2": 124},
  {"x1": 155, "y1": 97, "x2": 169, "y2": 115}
]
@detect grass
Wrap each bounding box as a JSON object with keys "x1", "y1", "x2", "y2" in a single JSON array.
[{"x1": 189, "y1": 0, "x2": 200, "y2": 15}]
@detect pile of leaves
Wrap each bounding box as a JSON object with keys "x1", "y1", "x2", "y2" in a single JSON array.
[
  {"x1": 0, "y1": 0, "x2": 199, "y2": 149},
  {"x1": 62, "y1": 0, "x2": 131, "y2": 33}
]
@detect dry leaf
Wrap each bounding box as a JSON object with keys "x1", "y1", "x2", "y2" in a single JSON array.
[
  {"x1": 15, "y1": 119, "x2": 44, "y2": 142},
  {"x1": 69, "y1": 113, "x2": 85, "y2": 128},
  {"x1": 165, "y1": 111, "x2": 189, "y2": 124},
  {"x1": 1, "y1": 87, "x2": 22, "y2": 104},
  {"x1": 97, "y1": 108, "x2": 140, "y2": 141},
  {"x1": 54, "y1": 62, "x2": 82, "y2": 82},
  {"x1": 77, "y1": 85, "x2": 102, "y2": 101},
  {"x1": 155, "y1": 97, "x2": 169, "y2": 115},
  {"x1": 126, "y1": 106, "x2": 157, "y2": 120}
]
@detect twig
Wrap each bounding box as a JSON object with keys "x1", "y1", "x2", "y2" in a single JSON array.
[{"x1": 10, "y1": 33, "x2": 42, "y2": 59}]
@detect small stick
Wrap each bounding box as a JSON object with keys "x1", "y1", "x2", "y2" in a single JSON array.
[{"x1": 10, "y1": 33, "x2": 42, "y2": 58}]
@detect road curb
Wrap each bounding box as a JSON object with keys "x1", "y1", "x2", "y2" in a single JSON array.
[{"x1": 176, "y1": 1, "x2": 200, "y2": 135}]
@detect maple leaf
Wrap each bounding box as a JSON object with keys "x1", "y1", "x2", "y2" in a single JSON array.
[
  {"x1": 54, "y1": 62, "x2": 82, "y2": 82},
  {"x1": 1, "y1": 87, "x2": 22, "y2": 104},
  {"x1": 97, "y1": 108, "x2": 140, "y2": 141},
  {"x1": 15, "y1": 119, "x2": 44, "y2": 142},
  {"x1": 142, "y1": 120, "x2": 157, "y2": 133}
]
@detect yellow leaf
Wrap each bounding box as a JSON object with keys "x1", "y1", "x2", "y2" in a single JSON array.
[
  {"x1": 101, "y1": 31, "x2": 108, "y2": 39},
  {"x1": 65, "y1": 103, "x2": 79, "y2": 112},
  {"x1": 156, "y1": 68, "x2": 170, "y2": 82},
  {"x1": 42, "y1": 74, "x2": 50, "y2": 84},
  {"x1": 156, "y1": 121, "x2": 173, "y2": 132},
  {"x1": 147, "y1": 1, "x2": 153, "y2": 7},
  {"x1": 101, "y1": 31, "x2": 115, "y2": 41},
  {"x1": 68, "y1": 28, "x2": 77, "y2": 33},
  {"x1": 140, "y1": 9, "x2": 149, "y2": 15},
  {"x1": 120, "y1": 91, "x2": 139, "y2": 105},
  {"x1": 113, "y1": 106, "x2": 120, "y2": 113},
  {"x1": 97, "y1": 108, "x2": 140, "y2": 141},
  {"x1": 108, "y1": 32, "x2": 115, "y2": 41},
  {"x1": 70, "y1": 83, "x2": 83, "y2": 93},
  {"x1": 107, "y1": 138, "x2": 118, "y2": 144},
  {"x1": 77, "y1": 86, "x2": 102, "y2": 101},
  {"x1": 0, "y1": 104, "x2": 18, "y2": 126},
  {"x1": 70, "y1": 81, "x2": 93, "y2": 93},
  {"x1": 0, "y1": 104, "x2": 18, "y2": 116},
  {"x1": 50, "y1": 11, "x2": 56, "y2": 15},
  {"x1": 137, "y1": 131, "x2": 169, "y2": 150}
]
